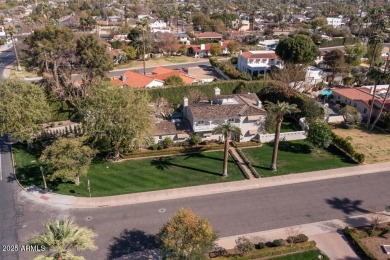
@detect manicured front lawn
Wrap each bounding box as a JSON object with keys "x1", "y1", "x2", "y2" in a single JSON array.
[
  {"x1": 269, "y1": 249, "x2": 329, "y2": 260},
  {"x1": 14, "y1": 147, "x2": 244, "y2": 197},
  {"x1": 242, "y1": 140, "x2": 356, "y2": 177}
]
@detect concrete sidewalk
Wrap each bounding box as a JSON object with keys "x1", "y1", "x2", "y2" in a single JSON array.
[
  {"x1": 216, "y1": 211, "x2": 390, "y2": 259},
  {"x1": 18, "y1": 161, "x2": 390, "y2": 209}
]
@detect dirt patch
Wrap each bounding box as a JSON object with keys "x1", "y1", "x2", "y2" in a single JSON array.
[
  {"x1": 332, "y1": 126, "x2": 390, "y2": 164},
  {"x1": 360, "y1": 232, "x2": 390, "y2": 260}
]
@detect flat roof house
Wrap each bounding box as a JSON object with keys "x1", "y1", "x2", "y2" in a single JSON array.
[{"x1": 237, "y1": 50, "x2": 282, "y2": 77}]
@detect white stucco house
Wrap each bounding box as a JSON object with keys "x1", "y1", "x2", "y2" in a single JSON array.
[
  {"x1": 326, "y1": 17, "x2": 345, "y2": 27},
  {"x1": 237, "y1": 50, "x2": 282, "y2": 77},
  {"x1": 182, "y1": 87, "x2": 267, "y2": 142}
]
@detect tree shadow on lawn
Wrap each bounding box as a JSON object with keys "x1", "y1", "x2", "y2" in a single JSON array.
[
  {"x1": 183, "y1": 152, "x2": 224, "y2": 162},
  {"x1": 150, "y1": 157, "x2": 222, "y2": 176},
  {"x1": 15, "y1": 164, "x2": 63, "y2": 192},
  {"x1": 325, "y1": 197, "x2": 370, "y2": 215},
  {"x1": 107, "y1": 228, "x2": 159, "y2": 260},
  {"x1": 266, "y1": 141, "x2": 312, "y2": 154}
]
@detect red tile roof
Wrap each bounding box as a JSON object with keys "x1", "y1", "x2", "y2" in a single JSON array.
[
  {"x1": 150, "y1": 70, "x2": 196, "y2": 84},
  {"x1": 332, "y1": 88, "x2": 375, "y2": 101},
  {"x1": 111, "y1": 70, "x2": 162, "y2": 89}
]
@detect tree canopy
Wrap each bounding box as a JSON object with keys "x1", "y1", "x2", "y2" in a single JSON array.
[
  {"x1": 275, "y1": 34, "x2": 319, "y2": 64},
  {"x1": 39, "y1": 137, "x2": 96, "y2": 185},
  {"x1": 156, "y1": 208, "x2": 218, "y2": 260},
  {"x1": 164, "y1": 75, "x2": 184, "y2": 86},
  {"x1": 78, "y1": 82, "x2": 152, "y2": 157},
  {"x1": 0, "y1": 79, "x2": 49, "y2": 142}
]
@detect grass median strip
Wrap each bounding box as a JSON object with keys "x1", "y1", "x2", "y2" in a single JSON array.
[
  {"x1": 241, "y1": 140, "x2": 356, "y2": 177},
  {"x1": 14, "y1": 148, "x2": 244, "y2": 197}
]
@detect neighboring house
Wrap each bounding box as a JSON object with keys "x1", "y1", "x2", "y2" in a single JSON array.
[
  {"x1": 326, "y1": 17, "x2": 345, "y2": 27},
  {"x1": 182, "y1": 87, "x2": 267, "y2": 142},
  {"x1": 306, "y1": 66, "x2": 324, "y2": 84},
  {"x1": 108, "y1": 48, "x2": 126, "y2": 64},
  {"x1": 0, "y1": 26, "x2": 5, "y2": 37},
  {"x1": 237, "y1": 50, "x2": 282, "y2": 77},
  {"x1": 257, "y1": 39, "x2": 279, "y2": 50},
  {"x1": 332, "y1": 87, "x2": 390, "y2": 118},
  {"x1": 108, "y1": 16, "x2": 121, "y2": 22},
  {"x1": 153, "y1": 118, "x2": 192, "y2": 144},
  {"x1": 112, "y1": 70, "x2": 164, "y2": 89},
  {"x1": 111, "y1": 34, "x2": 129, "y2": 42},
  {"x1": 174, "y1": 32, "x2": 189, "y2": 43},
  {"x1": 193, "y1": 32, "x2": 223, "y2": 40},
  {"x1": 188, "y1": 41, "x2": 232, "y2": 58},
  {"x1": 111, "y1": 67, "x2": 196, "y2": 88},
  {"x1": 150, "y1": 20, "x2": 170, "y2": 33}
]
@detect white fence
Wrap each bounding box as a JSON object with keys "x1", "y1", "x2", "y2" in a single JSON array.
[{"x1": 259, "y1": 131, "x2": 306, "y2": 143}]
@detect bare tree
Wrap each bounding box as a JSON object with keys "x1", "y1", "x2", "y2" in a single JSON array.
[{"x1": 154, "y1": 97, "x2": 173, "y2": 119}]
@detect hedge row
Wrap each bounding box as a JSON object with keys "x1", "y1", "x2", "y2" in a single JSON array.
[
  {"x1": 228, "y1": 149, "x2": 250, "y2": 179},
  {"x1": 121, "y1": 144, "x2": 225, "y2": 159},
  {"x1": 343, "y1": 227, "x2": 376, "y2": 260},
  {"x1": 319, "y1": 37, "x2": 360, "y2": 48},
  {"x1": 213, "y1": 241, "x2": 316, "y2": 260},
  {"x1": 231, "y1": 140, "x2": 262, "y2": 148},
  {"x1": 331, "y1": 133, "x2": 365, "y2": 164},
  {"x1": 210, "y1": 57, "x2": 251, "y2": 80},
  {"x1": 144, "y1": 80, "x2": 270, "y2": 105},
  {"x1": 236, "y1": 148, "x2": 260, "y2": 178}
]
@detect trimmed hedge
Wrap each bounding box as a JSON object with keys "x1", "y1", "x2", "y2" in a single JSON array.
[
  {"x1": 228, "y1": 149, "x2": 250, "y2": 179},
  {"x1": 236, "y1": 148, "x2": 260, "y2": 178},
  {"x1": 143, "y1": 80, "x2": 270, "y2": 105},
  {"x1": 331, "y1": 133, "x2": 365, "y2": 164},
  {"x1": 232, "y1": 140, "x2": 261, "y2": 148},
  {"x1": 122, "y1": 144, "x2": 225, "y2": 159},
  {"x1": 210, "y1": 57, "x2": 252, "y2": 80},
  {"x1": 213, "y1": 241, "x2": 317, "y2": 259},
  {"x1": 343, "y1": 227, "x2": 376, "y2": 260},
  {"x1": 319, "y1": 37, "x2": 361, "y2": 48}
]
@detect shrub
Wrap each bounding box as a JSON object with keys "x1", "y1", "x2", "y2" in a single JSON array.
[
  {"x1": 162, "y1": 137, "x2": 175, "y2": 148},
  {"x1": 255, "y1": 242, "x2": 266, "y2": 249},
  {"x1": 235, "y1": 237, "x2": 255, "y2": 255},
  {"x1": 331, "y1": 133, "x2": 365, "y2": 163},
  {"x1": 272, "y1": 239, "x2": 284, "y2": 247},
  {"x1": 295, "y1": 234, "x2": 309, "y2": 243},
  {"x1": 150, "y1": 144, "x2": 158, "y2": 150},
  {"x1": 200, "y1": 140, "x2": 210, "y2": 145},
  {"x1": 190, "y1": 134, "x2": 202, "y2": 146},
  {"x1": 246, "y1": 241, "x2": 316, "y2": 258}
]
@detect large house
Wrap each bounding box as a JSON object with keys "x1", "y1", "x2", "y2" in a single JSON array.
[
  {"x1": 193, "y1": 32, "x2": 223, "y2": 40},
  {"x1": 237, "y1": 50, "x2": 282, "y2": 77},
  {"x1": 182, "y1": 87, "x2": 267, "y2": 142},
  {"x1": 188, "y1": 41, "x2": 232, "y2": 58},
  {"x1": 326, "y1": 17, "x2": 345, "y2": 27}
]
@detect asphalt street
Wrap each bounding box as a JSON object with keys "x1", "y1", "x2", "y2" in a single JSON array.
[
  {"x1": 0, "y1": 50, "x2": 16, "y2": 79},
  {"x1": 0, "y1": 139, "x2": 20, "y2": 260},
  {"x1": 13, "y1": 169, "x2": 390, "y2": 260}
]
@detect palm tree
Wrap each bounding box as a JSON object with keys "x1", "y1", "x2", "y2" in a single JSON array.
[
  {"x1": 6, "y1": 26, "x2": 21, "y2": 71},
  {"x1": 136, "y1": 17, "x2": 149, "y2": 75},
  {"x1": 212, "y1": 123, "x2": 241, "y2": 177},
  {"x1": 29, "y1": 218, "x2": 97, "y2": 260},
  {"x1": 265, "y1": 101, "x2": 300, "y2": 171},
  {"x1": 370, "y1": 66, "x2": 390, "y2": 131},
  {"x1": 366, "y1": 65, "x2": 383, "y2": 129}
]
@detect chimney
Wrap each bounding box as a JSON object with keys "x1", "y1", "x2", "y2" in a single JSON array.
[
  {"x1": 219, "y1": 41, "x2": 223, "y2": 46},
  {"x1": 370, "y1": 87, "x2": 374, "y2": 94},
  {"x1": 183, "y1": 97, "x2": 188, "y2": 107},
  {"x1": 239, "y1": 50, "x2": 242, "y2": 55},
  {"x1": 120, "y1": 75, "x2": 127, "y2": 82},
  {"x1": 257, "y1": 100, "x2": 262, "y2": 108},
  {"x1": 200, "y1": 43, "x2": 205, "y2": 50},
  {"x1": 214, "y1": 87, "x2": 221, "y2": 96}
]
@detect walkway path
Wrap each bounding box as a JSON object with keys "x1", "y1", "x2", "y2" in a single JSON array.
[
  {"x1": 229, "y1": 147, "x2": 255, "y2": 180},
  {"x1": 18, "y1": 161, "x2": 390, "y2": 209}
]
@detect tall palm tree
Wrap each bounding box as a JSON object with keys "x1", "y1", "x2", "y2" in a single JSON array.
[
  {"x1": 212, "y1": 123, "x2": 241, "y2": 177},
  {"x1": 6, "y1": 26, "x2": 21, "y2": 71},
  {"x1": 265, "y1": 101, "x2": 300, "y2": 171},
  {"x1": 366, "y1": 65, "x2": 384, "y2": 129},
  {"x1": 370, "y1": 67, "x2": 390, "y2": 131},
  {"x1": 136, "y1": 17, "x2": 149, "y2": 75},
  {"x1": 29, "y1": 218, "x2": 97, "y2": 260}
]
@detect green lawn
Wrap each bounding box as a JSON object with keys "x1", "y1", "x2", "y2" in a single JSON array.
[
  {"x1": 242, "y1": 140, "x2": 356, "y2": 177},
  {"x1": 14, "y1": 147, "x2": 244, "y2": 197},
  {"x1": 269, "y1": 249, "x2": 329, "y2": 260}
]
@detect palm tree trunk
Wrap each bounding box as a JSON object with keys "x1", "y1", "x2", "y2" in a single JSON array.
[
  {"x1": 366, "y1": 81, "x2": 378, "y2": 129},
  {"x1": 270, "y1": 120, "x2": 282, "y2": 171},
  {"x1": 75, "y1": 175, "x2": 80, "y2": 185},
  {"x1": 222, "y1": 136, "x2": 229, "y2": 177},
  {"x1": 142, "y1": 29, "x2": 146, "y2": 75},
  {"x1": 370, "y1": 85, "x2": 390, "y2": 130},
  {"x1": 11, "y1": 35, "x2": 21, "y2": 71}
]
